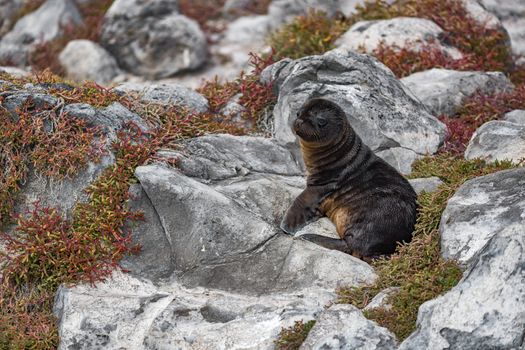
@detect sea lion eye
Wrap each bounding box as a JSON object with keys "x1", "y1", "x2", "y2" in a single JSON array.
[{"x1": 317, "y1": 118, "x2": 327, "y2": 127}]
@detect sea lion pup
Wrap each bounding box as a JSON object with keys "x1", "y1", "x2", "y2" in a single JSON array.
[{"x1": 280, "y1": 98, "x2": 417, "y2": 258}]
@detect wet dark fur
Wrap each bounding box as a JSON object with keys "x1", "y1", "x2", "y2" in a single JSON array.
[{"x1": 280, "y1": 98, "x2": 417, "y2": 258}]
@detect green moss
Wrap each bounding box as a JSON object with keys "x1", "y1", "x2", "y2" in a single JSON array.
[
  {"x1": 275, "y1": 320, "x2": 316, "y2": 350},
  {"x1": 337, "y1": 153, "x2": 517, "y2": 340},
  {"x1": 268, "y1": 10, "x2": 350, "y2": 60}
]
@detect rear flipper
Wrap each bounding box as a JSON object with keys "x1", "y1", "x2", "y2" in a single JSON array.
[{"x1": 298, "y1": 234, "x2": 351, "y2": 254}]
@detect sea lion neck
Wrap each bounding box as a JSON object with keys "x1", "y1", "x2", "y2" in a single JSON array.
[{"x1": 299, "y1": 125, "x2": 362, "y2": 185}]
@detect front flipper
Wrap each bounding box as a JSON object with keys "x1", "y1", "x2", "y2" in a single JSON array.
[
  {"x1": 280, "y1": 188, "x2": 325, "y2": 235},
  {"x1": 298, "y1": 234, "x2": 351, "y2": 254}
]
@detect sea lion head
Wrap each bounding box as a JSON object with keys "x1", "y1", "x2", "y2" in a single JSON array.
[{"x1": 293, "y1": 98, "x2": 347, "y2": 144}]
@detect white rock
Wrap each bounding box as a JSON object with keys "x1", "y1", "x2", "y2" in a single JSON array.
[
  {"x1": 376, "y1": 147, "x2": 421, "y2": 175},
  {"x1": 401, "y1": 69, "x2": 513, "y2": 117},
  {"x1": 503, "y1": 109, "x2": 525, "y2": 125},
  {"x1": 336, "y1": 17, "x2": 463, "y2": 60},
  {"x1": 59, "y1": 40, "x2": 120, "y2": 85},
  {"x1": 268, "y1": 0, "x2": 365, "y2": 28},
  {"x1": 300, "y1": 304, "x2": 398, "y2": 350},
  {"x1": 0, "y1": 0, "x2": 25, "y2": 37},
  {"x1": 55, "y1": 270, "x2": 346, "y2": 350},
  {"x1": 440, "y1": 167, "x2": 525, "y2": 265},
  {"x1": 364, "y1": 287, "x2": 401, "y2": 311},
  {"x1": 408, "y1": 177, "x2": 443, "y2": 195},
  {"x1": 399, "y1": 223, "x2": 525, "y2": 350},
  {"x1": 465, "y1": 120, "x2": 525, "y2": 163}
]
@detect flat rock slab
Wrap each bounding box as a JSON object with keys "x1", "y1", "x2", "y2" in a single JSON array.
[
  {"x1": 440, "y1": 167, "x2": 525, "y2": 265},
  {"x1": 465, "y1": 120, "x2": 525, "y2": 163},
  {"x1": 262, "y1": 49, "x2": 446, "y2": 156},
  {"x1": 399, "y1": 223, "x2": 525, "y2": 350},
  {"x1": 128, "y1": 163, "x2": 375, "y2": 292},
  {"x1": 54, "y1": 271, "x2": 338, "y2": 350},
  {"x1": 59, "y1": 39, "x2": 120, "y2": 85},
  {"x1": 401, "y1": 69, "x2": 513, "y2": 117},
  {"x1": 300, "y1": 304, "x2": 398, "y2": 350},
  {"x1": 336, "y1": 17, "x2": 463, "y2": 60}
]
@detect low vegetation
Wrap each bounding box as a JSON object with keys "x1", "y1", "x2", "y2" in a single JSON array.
[{"x1": 274, "y1": 320, "x2": 316, "y2": 350}]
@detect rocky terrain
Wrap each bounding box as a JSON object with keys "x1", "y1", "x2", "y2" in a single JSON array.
[{"x1": 0, "y1": 0, "x2": 524, "y2": 349}]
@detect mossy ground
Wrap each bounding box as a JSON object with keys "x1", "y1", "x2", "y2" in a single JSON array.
[{"x1": 274, "y1": 320, "x2": 316, "y2": 350}]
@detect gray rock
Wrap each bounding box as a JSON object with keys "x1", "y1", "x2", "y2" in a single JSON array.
[
  {"x1": 0, "y1": 0, "x2": 25, "y2": 37},
  {"x1": 219, "y1": 93, "x2": 247, "y2": 122},
  {"x1": 58, "y1": 40, "x2": 121, "y2": 85},
  {"x1": 504, "y1": 109, "x2": 525, "y2": 125},
  {"x1": 0, "y1": 91, "x2": 59, "y2": 119},
  {"x1": 376, "y1": 147, "x2": 420, "y2": 175},
  {"x1": 166, "y1": 134, "x2": 304, "y2": 181},
  {"x1": 440, "y1": 167, "x2": 525, "y2": 265},
  {"x1": 408, "y1": 177, "x2": 443, "y2": 195},
  {"x1": 268, "y1": 0, "x2": 365, "y2": 28},
  {"x1": 465, "y1": 120, "x2": 525, "y2": 163},
  {"x1": 55, "y1": 271, "x2": 342, "y2": 350},
  {"x1": 114, "y1": 82, "x2": 209, "y2": 113},
  {"x1": 0, "y1": 0, "x2": 83, "y2": 65},
  {"x1": 399, "y1": 223, "x2": 525, "y2": 350},
  {"x1": 214, "y1": 173, "x2": 305, "y2": 226},
  {"x1": 223, "y1": 15, "x2": 270, "y2": 45},
  {"x1": 364, "y1": 287, "x2": 401, "y2": 311},
  {"x1": 401, "y1": 69, "x2": 514, "y2": 117},
  {"x1": 262, "y1": 49, "x2": 446, "y2": 156},
  {"x1": 101, "y1": 0, "x2": 207, "y2": 79},
  {"x1": 63, "y1": 102, "x2": 149, "y2": 136},
  {"x1": 336, "y1": 17, "x2": 463, "y2": 60},
  {"x1": 15, "y1": 155, "x2": 115, "y2": 219},
  {"x1": 130, "y1": 164, "x2": 374, "y2": 292},
  {"x1": 502, "y1": 17, "x2": 525, "y2": 56},
  {"x1": 300, "y1": 304, "x2": 398, "y2": 350}
]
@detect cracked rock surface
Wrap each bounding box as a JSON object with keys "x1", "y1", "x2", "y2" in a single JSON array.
[
  {"x1": 262, "y1": 49, "x2": 447, "y2": 167},
  {"x1": 440, "y1": 167, "x2": 525, "y2": 265}
]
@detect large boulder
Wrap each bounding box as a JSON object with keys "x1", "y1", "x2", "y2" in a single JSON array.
[
  {"x1": 0, "y1": 0, "x2": 83, "y2": 65},
  {"x1": 465, "y1": 120, "x2": 525, "y2": 162},
  {"x1": 399, "y1": 223, "x2": 525, "y2": 350},
  {"x1": 262, "y1": 49, "x2": 447, "y2": 157},
  {"x1": 100, "y1": 0, "x2": 207, "y2": 79},
  {"x1": 401, "y1": 69, "x2": 513, "y2": 117},
  {"x1": 336, "y1": 17, "x2": 463, "y2": 60},
  {"x1": 268, "y1": 0, "x2": 364, "y2": 28},
  {"x1": 440, "y1": 167, "x2": 525, "y2": 265},
  {"x1": 58, "y1": 40, "x2": 121, "y2": 85},
  {"x1": 300, "y1": 304, "x2": 398, "y2": 350}
]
